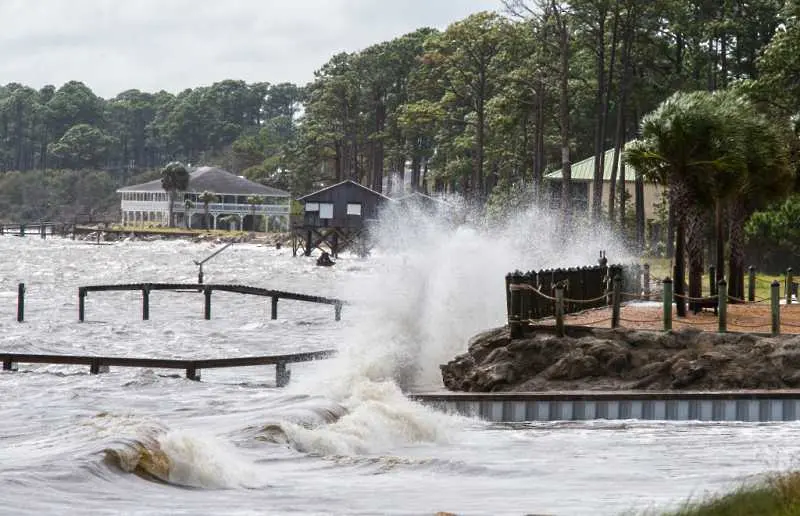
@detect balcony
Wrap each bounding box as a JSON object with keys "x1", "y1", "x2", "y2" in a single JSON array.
[{"x1": 120, "y1": 200, "x2": 290, "y2": 216}]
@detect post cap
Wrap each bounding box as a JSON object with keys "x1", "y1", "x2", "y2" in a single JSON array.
[
  {"x1": 772, "y1": 280, "x2": 781, "y2": 287},
  {"x1": 663, "y1": 277, "x2": 672, "y2": 283}
]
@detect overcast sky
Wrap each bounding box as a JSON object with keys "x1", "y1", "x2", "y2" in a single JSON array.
[{"x1": 1, "y1": 0, "x2": 500, "y2": 98}]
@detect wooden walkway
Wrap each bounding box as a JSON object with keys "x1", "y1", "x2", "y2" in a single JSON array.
[
  {"x1": 78, "y1": 283, "x2": 346, "y2": 322},
  {"x1": 0, "y1": 350, "x2": 335, "y2": 386}
]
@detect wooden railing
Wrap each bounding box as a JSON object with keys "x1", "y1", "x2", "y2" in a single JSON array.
[
  {"x1": 78, "y1": 283, "x2": 346, "y2": 322},
  {"x1": 0, "y1": 350, "x2": 335, "y2": 386}
]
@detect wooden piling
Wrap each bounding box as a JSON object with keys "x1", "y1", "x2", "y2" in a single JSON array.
[
  {"x1": 17, "y1": 283, "x2": 25, "y2": 322},
  {"x1": 555, "y1": 283, "x2": 565, "y2": 337},
  {"x1": 142, "y1": 286, "x2": 150, "y2": 320},
  {"x1": 334, "y1": 301, "x2": 342, "y2": 321},
  {"x1": 787, "y1": 268, "x2": 794, "y2": 305},
  {"x1": 748, "y1": 266, "x2": 756, "y2": 302},
  {"x1": 643, "y1": 263, "x2": 650, "y2": 300},
  {"x1": 19, "y1": 224, "x2": 25, "y2": 237},
  {"x1": 271, "y1": 296, "x2": 278, "y2": 320},
  {"x1": 78, "y1": 288, "x2": 86, "y2": 322},
  {"x1": 509, "y1": 272, "x2": 523, "y2": 339},
  {"x1": 275, "y1": 362, "x2": 291, "y2": 387},
  {"x1": 772, "y1": 280, "x2": 781, "y2": 337},
  {"x1": 717, "y1": 279, "x2": 727, "y2": 333},
  {"x1": 185, "y1": 366, "x2": 201, "y2": 381},
  {"x1": 611, "y1": 275, "x2": 621, "y2": 329},
  {"x1": 204, "y1": 287, "x2": 212, "y2": 320},
  {"x1": 663, "y1": 277, "x2": 673, "y2": 331}
]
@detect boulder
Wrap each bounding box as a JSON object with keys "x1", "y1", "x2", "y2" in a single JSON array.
[{"x1": 440, "y1": 326, "x2": 800, "y2": 392}]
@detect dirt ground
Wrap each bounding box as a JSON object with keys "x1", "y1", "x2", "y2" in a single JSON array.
[{"x1": 534, "y1": 302, "x2": 800, "y2": 334}]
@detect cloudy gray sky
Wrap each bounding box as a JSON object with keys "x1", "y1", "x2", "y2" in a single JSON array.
[{"x1": 1, "y1": 0, "x2": 500, "y2": 98}]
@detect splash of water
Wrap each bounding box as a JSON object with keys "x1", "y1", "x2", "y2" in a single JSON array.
[
  {"x1": 320, "y1": 196, "x2": 630, "y2": 391},
  {"x1": 279, "y1": 196, "x2": 629, "y2": 455}
]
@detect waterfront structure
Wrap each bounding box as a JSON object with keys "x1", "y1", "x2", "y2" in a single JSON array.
[
  {"x1": 543, "y1": 147, "x2": 665, "y2": 220},
  {"x1": 293, "y1": 179, "x2": 390, "y2": 256},
  {"x1": 117, "y1": 166, "x2": 290, "y2": 230}
]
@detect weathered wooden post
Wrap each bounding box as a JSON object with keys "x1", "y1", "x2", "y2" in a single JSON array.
[
  {"x1": 142, "y1": 286, "x2": 150, "y2": 320},
  {"x1": 663, "y1": 277, "x2": 673, "y2": 331},
  {"x1": 709, "y1": 265, "x2": 717, "y2": 297},
  {"x1": 643, "y1": 263, "x2": 651, "y2": 300},
  {"x1": 505, "y1": 273, "x2": 512, "y2": 318},
  {"x1": 611, "y1": 275, "x2": 621, "y2": 328},
  {"x1": 40, "y1": 224, "x2": 46, "y2": 239},
  {"x1": 772, "y1": 280, "x2": 781, "y2": 337},
  {"x1": 509, "y1": 272, "x2": 523, "y2": 339},
  {"x1": 19, "y1": 224, "x2": 25, "y2": 237},
  {"x1": 555, "y1": 282, "x2": 565, "y2": 337},
  {"x1": 788, "y1": 268, "x2": 795, "y2": 305},
  {"x1": 717, "y1": 279, "x2": 727, "y2": 333},
  {"x1": 204, "y1": 287, "x2": 212, "y2": 320},
  {"x1": 748, "y1": 266, "x2": 756, "y2": 302},
  {"x1": 276, "y1": 362, "x2": 291, "y2": 387},
  {"x1": 78, "y1": 288, "x2": 86, "y2": 322},
  {"x1": 17, "y1": 283, "x2": 25, "y2": 322},
  {"x1": 271, "y1": 296, "x2": 278, "y2": 320},
  {"x1": 334, "y1": 301, "x2": 342, "y2": 321}
]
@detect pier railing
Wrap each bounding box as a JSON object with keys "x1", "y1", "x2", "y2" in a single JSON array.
[
  {"x1": 0, "y1": 350, "x2": 335, "y2": 387},
  {"x1": 77, "y1": 283, "x2": 345, "y2": 322}
]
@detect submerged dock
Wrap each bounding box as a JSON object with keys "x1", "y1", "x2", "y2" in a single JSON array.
[{"x1": 0, "y1": 350, "x2": 335, "y2": 387}]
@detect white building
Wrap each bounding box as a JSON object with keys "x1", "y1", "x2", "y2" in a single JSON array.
[{"x1": 117, "y1": 166, "x2": 291, "y2": 231}]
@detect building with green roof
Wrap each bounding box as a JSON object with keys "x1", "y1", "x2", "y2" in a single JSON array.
[{"x1": 543, "y1": 147, "x2": 664, "y2": 220}]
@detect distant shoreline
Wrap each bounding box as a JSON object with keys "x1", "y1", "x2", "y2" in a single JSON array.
[{"x1": 72, "y1": 224, "x2": 290, "y2": 246}]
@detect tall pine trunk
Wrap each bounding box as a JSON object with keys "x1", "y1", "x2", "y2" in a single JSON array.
[{"x1": 728, "y1": 203, "x2": 747, "y2": 301}]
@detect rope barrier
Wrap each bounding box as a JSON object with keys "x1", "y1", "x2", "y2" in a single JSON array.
[
  {"x1": 673, "y1": 319, "x2": 719, "y2": 327},
  {"x1": 673, "y1": 293, "x2": 719, "y2": 302},
  {"x1": 509, "y1": 283, "x2": 608, "y2": 305},
  {"x1": 618, "y1": 316, "x2": 664, "y2": 324},
  {"x1": 729, "y1": 320, "x2": 771, "y2": 329}
]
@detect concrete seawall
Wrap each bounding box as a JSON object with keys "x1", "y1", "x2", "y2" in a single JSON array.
[{"x1": 410, "y1": 391, "x2": 800, "y2": 422}]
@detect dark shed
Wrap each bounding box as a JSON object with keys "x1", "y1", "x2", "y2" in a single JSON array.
[
  {"x1": 292, "y1": 180, "x2": 391, "y2": 257},
  {"x1": 296, "y1": 180, "x2": 390, "y2": 229}
]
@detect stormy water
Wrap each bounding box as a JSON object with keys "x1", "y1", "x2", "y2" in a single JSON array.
[{"x1": 2, "y1": 204, "x2": 799, "y2": 516}]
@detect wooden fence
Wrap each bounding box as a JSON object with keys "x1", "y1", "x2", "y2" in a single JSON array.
[{"x1": 505, "y1": 261, "x2": 643, "y2": 324}]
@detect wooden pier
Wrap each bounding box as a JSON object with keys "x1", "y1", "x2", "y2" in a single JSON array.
[
  {"x1": 0, "y1": 350, "x2": 335, "y2": 386},
  {"x1": 78, "y1": 283, "x2": 345, "y2": 322}
]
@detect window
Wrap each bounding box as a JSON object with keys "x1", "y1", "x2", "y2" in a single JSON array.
[
  {"x1": 319, "y1": 203, "x2": 334, "y2": 219},
  {"x1": 305, "y1": 202, "x2": 319, "y2": 212},
  {"x1": 346, "y1": 203, "x2": 362, "y2": 216}
]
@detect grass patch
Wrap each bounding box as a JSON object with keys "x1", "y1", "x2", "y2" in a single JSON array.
[
  {"x1": 640, "y1": 256, "x2": 787, "y2": 303},
  {"x1": 655, "y1": 473, "x2": 800, "y2": 516}
]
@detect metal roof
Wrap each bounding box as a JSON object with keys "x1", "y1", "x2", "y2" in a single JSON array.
[
  {"x1": 117, "y1": 166, "x2": 290, "y2": 197},
  {"x1": 296, "y1": 179, "x2": 391, "y2": 201},
  {"x1": 545, "y1": 147, "x2": 639, "y2": 182}
]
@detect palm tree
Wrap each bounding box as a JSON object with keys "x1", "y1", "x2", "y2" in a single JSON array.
[
  {"x1": 625, "y1": 92, "x2": 728, "y2": 316},
  {"x1": 199, "y1": 191, "x2": 218, "y2": 230},
  {"x1": 161, "y1": 162, "x2": 190, "y2": 228},
  {"x1": 726, "y1": 103, "x2": 793, "y2": 299},
  {"x1": 184, "y1": 199, "x2": 194, "y2": 229}
]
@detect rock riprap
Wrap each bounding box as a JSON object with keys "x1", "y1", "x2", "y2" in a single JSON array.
[{"x1": 440, "y1": 326, "x2": 800, "y2": 392}]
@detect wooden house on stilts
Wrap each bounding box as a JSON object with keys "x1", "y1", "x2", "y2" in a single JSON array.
[{"x1": 292, "y1": 180, "x2": 390, "y2": 257}]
